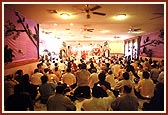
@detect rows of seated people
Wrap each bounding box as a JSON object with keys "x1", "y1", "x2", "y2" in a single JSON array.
[{"x1": 4, "y1": 56, "x2": 164, "y2": 111}]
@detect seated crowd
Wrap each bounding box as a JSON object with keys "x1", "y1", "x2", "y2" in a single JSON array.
[{"x1": 4, "y1": 56, "x2": 164, "y2": 111}]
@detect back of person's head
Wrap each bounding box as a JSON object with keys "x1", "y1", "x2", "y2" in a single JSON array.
[
  {"x1": 66, "y1": 68, "x2": 71, "y2": 73},
  {"x1": 151, "y1": 64, "x2": 156, "y2": 68},
  {"x1": 123, "y1": 72, "x2": 130, "y2": 80},
  {"x1": 44, "y1": 68, "x2": 49, "y2": 73},
  {"x1": 127, "y1": 61, "x2": 131, "y2": 65},
  {"x1": 80, "y1": 59, "x2": 83, "y2": 63},
  {"x1": 56, "y1": 84, "x2": 67, "y2": 94},
  {"x1": 49, "y1": 70, "x2": 53, "y2": 74},
  {"x1": 55, "y1": 66, "x2": 59, "y2": 71},
  {"x1": 14, "y1": 84, "x2": 24, "y2": 93},
  {"x1": 15, "y1": 69, "x2": 23, "y2": 76},
  {"x1": 40, "y1": 75, "x2": 48, "y2": 84},
  {"x1": 115, "y1": 61, "x2": 119, "y2": 64},
  {"x1": 143, "y1": 71, "x2": 150, "y2": 79},
  {"x1": 5, "y1": 75, "x2": 13, "y2": 81},
  {"x1": 102, "y1": 69, "x2": 108, "y2": 75},
  {"x1": 54, "y1": 63, "x2": 58, "y2": 67},
  {"x1": 120, "y1": 60, "x2": 123, "y2": 64},
  {"x1": 91, "y1": 68, "x2": 97, "y2": 73},
  {"x1": 71, "y1": 60, "x2": 74, "y2": 63},
  {"x1": 145, "y1": 58, "x2": 148, "y2": 61},
  {"x1": 124, "y1": 84, "x2": 132, "y2": 93},
  {"x1": 22, "y1": 74, "x2": 29, "y2": 82},
  {"x1": 90, "y1": 62, "x2": 94, "y2": 68},
  {"x1": 67, "y1": 61, "x2": 71, "y2": 67},
  {"x1": 34, "y1": 68, "x2": 39, "y2": 73},
  {"x1": 98, "y1": 72, "x2": 106, "y2": 81},
  {"x1": 78, "y1": 64, "x2": 82, "y2": 69},
  {"x1": 108, "y1": 70, "x2": 112, "y2": 75},
  {"x1": 139, "y1": 64, "x2": 143, "y2": 69},
  {"x1": 92, "y1": 85, "x2": 107, "y2": 98},
  {"x1": 126, "y1": 67, "x2": 131, "y2": 72},
  {"x1": 37, "y1": 63, "x2": 42, "y2": 68},
  {"x1": 81, "y1": 63, "x2": 87, "y2": 69},
  {"x1": 123, "y1": 84, "x2": 132, "y2": 94}
]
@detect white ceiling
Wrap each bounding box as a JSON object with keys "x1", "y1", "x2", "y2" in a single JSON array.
[{"x1": 4, "y1": 2, "x2": 165, "y2": 41}]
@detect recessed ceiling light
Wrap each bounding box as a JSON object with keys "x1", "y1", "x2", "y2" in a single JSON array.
[
  {"x1": 117, "y1": 14, "x2": 126, "y2": 20},
  {"x1": 100, "y1": 30, "x2": 110, "y2": 33},
  {"x1": 54, "y1": 23, "x2": 58, "y2": 26},
  {"x1": 70, "y1": 23, "x2": 74, "y2": 26},
  {"x1": 60, "y1": 13, "x2": 70, "y2": 19}
]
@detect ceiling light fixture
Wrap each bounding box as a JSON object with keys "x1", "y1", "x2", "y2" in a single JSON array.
[
  {"x1": 48, "y1": 10, "x2": 57, "y2": 14},
  {"x1": 70, "y1": 23, "x2": 74, "y2": 26},
  {"x1": 100, "y1": 30, "x2": 110, "y2": 33},
  {"x1": 60, "y1": 13, "x2": 70, "y2": 19},
  {"x1": 54, "y1": 23, "x2": 58, "y2": 26},
  {"x1": 117, "y1": 14, "x2": 127, "y2": 20}
]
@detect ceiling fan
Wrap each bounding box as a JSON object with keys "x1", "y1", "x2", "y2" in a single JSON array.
[
  {"x1": 149, "y1": 13, "x2": 164, "y2": 20},
  {"x1": 81, "y1": 25, "x2": 94, "y2": 32},
  {"x1": 114, "y1": 35, "x2": 120, "y2": 39},
  {"x1": 73, "y1": 4, "x2": 106, "y2": 19},
  {"x1": 128, "y1": 26, "x2": 141, "y2": 33}
]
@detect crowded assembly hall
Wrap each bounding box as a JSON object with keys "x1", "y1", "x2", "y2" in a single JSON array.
[{"x1": 3, "y1": 3, "x2": 165, "y2": 112}]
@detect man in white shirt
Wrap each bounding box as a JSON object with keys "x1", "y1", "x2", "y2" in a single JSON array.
[
  {"x1": 150, "y1": 64, "x2": 160, "y2": 84},
  {"x1": 74, "y1": 63, "x2": 91, "y2": 98},
  {"x1": 30, "y1": 69, "x2": 43, "y2": 86},
  {"x1": 111, "y1": 62, "x2": 121, "y2": 78},
  {"x1": 47, "y1": 84, "x2": 76, "y2": 111},
  {"x1": 157, "y1": 67, "x2": 164, "y2": 84},
  {"x1": 135, "y1": 71, "x2": 155, "y2": 99},
  {"x1": 114, "y1": 72, "x2": 135, "y2": 96},
  {"x1": 62, "y1": 68, "x2": 76, "y2": 87},
  {"x1": 81, "y1": 85, "x2": 116, "y2": 111},
  {"x1": 105, "y1": 70, "x2": 116, "y2": 88},
  {"x1": 112, "y1": 84, "x2": 139, "y2": 111},
  {"x1": 88, "y1": 68, "x2": 99, "y2": 89}
]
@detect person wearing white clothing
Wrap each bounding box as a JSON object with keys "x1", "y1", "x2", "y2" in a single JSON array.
[
  {"x1": 137, "y1": 64, "x2": 144, "y2": 80},
  {"x1": 111, "y1": 62, "x2": 121, "y2": 78},
  {"x1": 114, "y1": 72, "x2": 135, "y2": 96},
  {"x1": 105, "y1": 70, "x2": 116, "y2": 88},
  {"x1": 62, "y1": 68, "x2": 76, "y2": 87},
  {"x1": 111, "y1": 84, "x2": 139, "y2": 111},
  {"x1": 30, "y1": 69, "x2": 43, "y2": 86},
  {"x1": 135, "y1": 71, "x2": 155, "y2": 99},
  {"x1": 47, "y1": 70, "x2": 59, "y2": 84},
  {"x1": 157, "y1": 69, "x2": 164, "y2": 84},
  {"x1": 81, "y1": 85, "x2": 116, "y2": 111},
  {"x1": 88, "y1": 68, "x2": 99, "y2": 89},
  {"x1": 150, "y1": 64, "x2": 160, "y2": 84}
]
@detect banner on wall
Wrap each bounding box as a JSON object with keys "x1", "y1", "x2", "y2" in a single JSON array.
[
  {"x1": 139, "y1": 31, "x2": 164, "y2": 58},
  {"x1": 4, "y1": 6, "x2": 39, "y2": 63}
]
